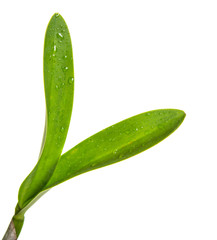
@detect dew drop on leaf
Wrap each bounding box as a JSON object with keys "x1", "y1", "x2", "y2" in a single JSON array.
[
  {"x1": 62, "y1": 66, "x2": 69, "y2": 72},
  {"x1": 113, "y1": 149, "x2": 118, "y2": 155},
  {"x1": 125, "y1": 130, "x2": 130, "y2": 135},
  {"x1": 56, "y1": 32, "x2": 64, "y2": 39},
  {"x1": 68, "y1": 77, "x2": 74, "y2": 84},
  {"x1": 119, "y1": 153, "x2": 125, "y2": 159},
  {"x1": 90, "y1": 163, "x2": 97, "y2": 168},
  {"x1": 60, "y1": 127, "x2": 64, "y2": 132}
]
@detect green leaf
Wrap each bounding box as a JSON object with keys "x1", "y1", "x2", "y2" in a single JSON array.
[
  {"x1": 14, "y1": 109, "x2": 185, "y2": 218},
  {"x1": 44, "y1": 109, "x2": 185, "y2": 189},
  {"x1": 18, "y1": 13, "x2": 74, "y2": 208}
]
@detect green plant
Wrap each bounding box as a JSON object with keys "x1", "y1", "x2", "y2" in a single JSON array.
[{"x1": 2, "y1": 13, "x2": 185, "y2": 240}]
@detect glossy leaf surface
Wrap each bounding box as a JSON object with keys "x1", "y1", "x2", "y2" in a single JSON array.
[
  {"x1": 44, "y1": 109, "x2": 185, "y2": 189},
  {"x1": 18, "y1": 13, "x2": 74, "y2": 208}
]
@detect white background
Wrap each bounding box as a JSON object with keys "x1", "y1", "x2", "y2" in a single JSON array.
[{"x1": 0, "y1": 0, "x2": 217, "y2": 239}]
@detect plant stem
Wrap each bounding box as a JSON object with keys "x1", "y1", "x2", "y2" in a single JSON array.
[
  {"x1": 2, "y1": 215, "x2": 24, "y2": 240},
  {"x1": 2, "y1": 219, "x2": 17, "y2": 240}
]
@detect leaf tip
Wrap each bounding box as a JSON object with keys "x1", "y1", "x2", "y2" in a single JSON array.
[
  {"x1": 175, "y1": 109, "x2": 186, "y2": 122},
  {"x1": 52, "y1": 12, "x2": 62, "y2": 19}
]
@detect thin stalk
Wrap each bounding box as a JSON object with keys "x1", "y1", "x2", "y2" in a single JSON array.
[
  {"x1": 2, "y1": 219, "x2": 17, "y2": 240},
  {"x1": 2, "y1": 215, "x2": 24, "y2": 240}
]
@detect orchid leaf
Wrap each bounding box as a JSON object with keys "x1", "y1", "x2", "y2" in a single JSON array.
[
  {"x1": 18, "y1": 13, "x2": 74, "y2": 209},
  {"x1": 44, "y1": 109, "x2": 185, "y2": 189}
]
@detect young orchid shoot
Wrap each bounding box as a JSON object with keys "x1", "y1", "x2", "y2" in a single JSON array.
[{"x1": 2, "y1": 13, "x2": 185, "y2": 240}]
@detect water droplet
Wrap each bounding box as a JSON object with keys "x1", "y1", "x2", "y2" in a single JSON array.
[
  {"x1": 109, "y1": 138, "x2": 115, "y2": 142},
  {"x1": 68, "y1": 77, "x2": 74, "y2": 84},
  {"x1": 57, "y1": 32, "x2": 64, "y2": 39},
  {"x1": 55, "y1": 85, "x2": 59, "y2": 89},
  {"x1": 55, "y1": 13, "x2": 60, "y2": 18},
  {"x1": 61, "y1": 82, "x2": 65, "y2": 87},
  {"x1": 62, "y1": 66, "x2": 69, "y2": 72},
  {"x1": 90, "y1": 163, "x2": 97, "y2": 168},
  {"x1": 147, "y1": 113, "x2": 151, "y2": 116},
  {"x1": 54, "y1": 45, "x2": 57, "y2": 52},
  {"x1": 113, "y1": 149, "x2": 118, "y2": 154},
  {"x1": 64, "y1": 55, "x2": 68, "y2": 59},
  {"x1": 141, "y1": 126, "x2": 144, "y2": 129},
  {"x1": 61, "y1": 127, "x2": 64, "y2": 132},
  {"x1": 119, "y1": 153, "x2": 125, "y2": 159},
  {"x1": 135, "y1": 128, "x2": 138, "y2": 131}
]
